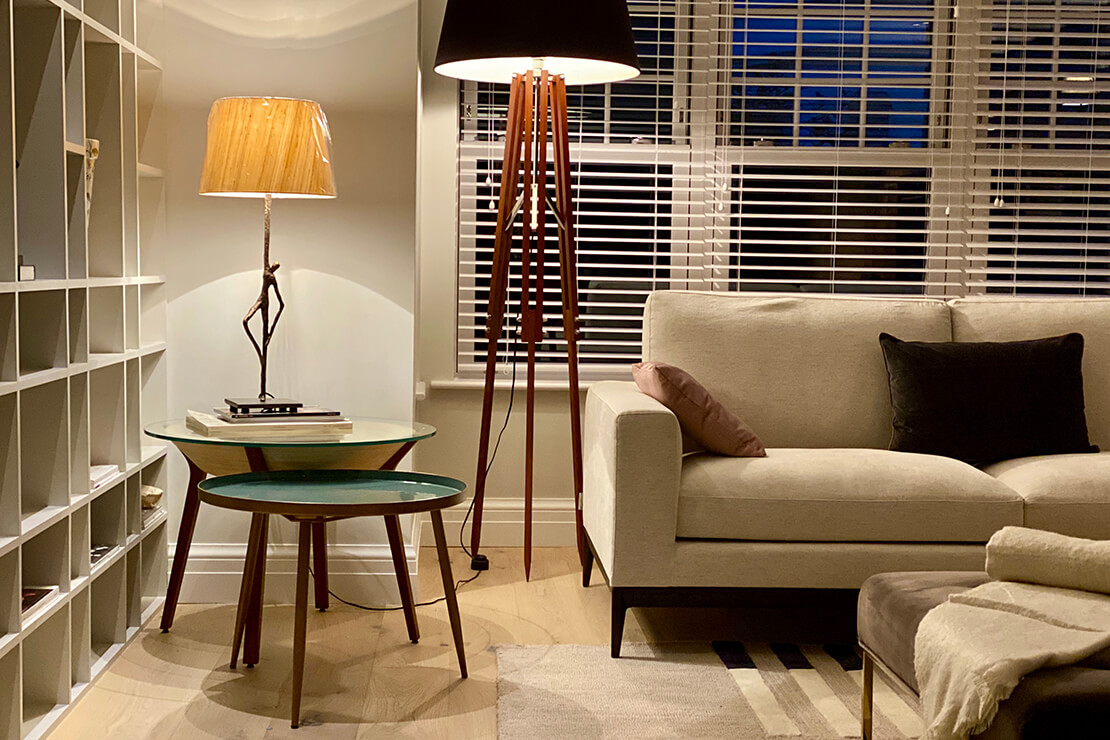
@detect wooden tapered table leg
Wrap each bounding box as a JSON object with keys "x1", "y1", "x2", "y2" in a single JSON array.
[
  {"x1": 230, "y1": 514, "x2": 265, "y2": 668},
  {"x1": 384, "y1": 514, "x2": 420, "y2": 643},
  {"x1": 242, "y1": 513, "x2": 269, "y2": 667},
  {"x1": 291, "y1": 521, "x2": 311, "y2": 729},
  {"x1": 161, "y1": 459, "x2": 206, "y2": 632},
  {"x1": 430, "y1": 510, "x2": 467, "y2": 678},
  {"x1": 311, "y1": 522, "x2": 328, "y2": 611}
]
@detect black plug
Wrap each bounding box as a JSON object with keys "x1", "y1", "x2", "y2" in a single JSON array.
[{"x1": 470, "y1": 553, "x2": 490, "y2": 571}]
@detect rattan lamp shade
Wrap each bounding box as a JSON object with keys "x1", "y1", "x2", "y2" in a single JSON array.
[
  {"x1": 199, "y1": 97, "x2": 337, "y2": 199},
  {"x1": 434, "y1": 0, "x2": 640, "y2": 85}
]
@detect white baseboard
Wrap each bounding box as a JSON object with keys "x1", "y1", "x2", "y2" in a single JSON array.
[
  {"x1": 175, "y1": 519, "x2": 424, "y2": 605},
  {"x1": 174, "y1": 498, "x2": 576, "y2": 605},
  {"x1": 419, "y1": 496, "x2": 577, "y2": 548}
]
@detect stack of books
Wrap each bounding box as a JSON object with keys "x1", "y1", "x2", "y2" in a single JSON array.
[{"x1": 185, "y1": 399, "x2": 352, "y2": 440}]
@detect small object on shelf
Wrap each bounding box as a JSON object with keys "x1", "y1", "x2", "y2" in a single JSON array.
[
  {"x1": 140, "y1": 485, "x2": 164, "y2": 509},
  {"x1": 225, "y1": 398, "x2": 304, "y2": 415},
  {"x1": 21, "y1": 585, "x2": 59, "y2": 622},
  {"x1": 141, "y1": 506, "x2": 163, "y2": 530},
  {"x1": 17, "y1": 255, "x2": 34, "y2": 281},
  {"x1": 185, "y1": 410, "x2": 353, "y2": 440},
  {"x1": 215, "y1": 404, "x2": 341, "y2": 422},
  {"x1": 90, "y1": 544, "x2": 115, "y2": 565},
  {"x1": 85, "y1": 137, "x2": 100, "y2": 219},
  {"x1": 90, "y1": 464, "x2": 120, "y2": 489}
]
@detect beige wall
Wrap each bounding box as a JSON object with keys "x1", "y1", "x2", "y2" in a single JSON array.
[
  {"x1": 414, "y1": 0, "x2": 582, "y2": 548},
  {"x1": 163, "y1": 0, "x2": 420, "y2": 602}
]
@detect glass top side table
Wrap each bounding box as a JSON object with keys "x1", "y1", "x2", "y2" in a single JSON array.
[{"x1": 144, "y1": 417, "x2": 437, "y2": 652}]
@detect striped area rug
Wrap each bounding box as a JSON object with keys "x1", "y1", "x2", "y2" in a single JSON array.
[{"x1": 496, "y1": 642, "x2": 923, "y2": 739}]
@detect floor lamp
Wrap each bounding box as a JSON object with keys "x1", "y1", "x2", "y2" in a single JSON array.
[{"x1": 435, "y1": 0, "x2": 640, "y2": 579}]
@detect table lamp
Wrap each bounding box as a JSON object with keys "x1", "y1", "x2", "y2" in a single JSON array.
[
  {"x1": 435, "y1": 0, "x2": 640, "y2": 578},
  {"x1": 200, "y1": 97, "x2": 337, "y2": 410}
]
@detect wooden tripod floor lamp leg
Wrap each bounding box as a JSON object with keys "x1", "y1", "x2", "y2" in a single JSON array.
[{"x1": 468, "y1": 70, "x2": 587, "y2": 580}]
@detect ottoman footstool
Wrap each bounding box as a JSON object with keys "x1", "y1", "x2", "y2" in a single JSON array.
[{"x1": 858, "y1": 571, "x2": 1110, "y2": 740}]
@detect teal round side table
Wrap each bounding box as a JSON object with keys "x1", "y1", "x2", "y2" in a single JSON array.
[{"x1": 198, "y1": 469, "x2": 468, "y2": 729}]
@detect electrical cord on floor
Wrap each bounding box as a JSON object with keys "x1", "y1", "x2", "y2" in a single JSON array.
[{"x1": 308, "y1": 322, "x2": 522, "y2": 613}]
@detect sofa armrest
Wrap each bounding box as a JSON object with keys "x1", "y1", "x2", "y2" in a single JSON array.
[{"x1": 583, "y1": 381, "x2": 683, "y2": 586}]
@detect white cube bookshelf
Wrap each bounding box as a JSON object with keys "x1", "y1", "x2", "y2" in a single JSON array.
[{"x1": 2, "y1": 0, "x2": 167, "y2": 736}]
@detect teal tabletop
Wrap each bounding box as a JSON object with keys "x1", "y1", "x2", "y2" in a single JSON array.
[{"x1": 197, "y1": 469, "x2": 468, "y2": 519}]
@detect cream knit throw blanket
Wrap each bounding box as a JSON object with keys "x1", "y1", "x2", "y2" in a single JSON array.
[{"x1": 915, "y1": 527, "x2": 1110, "y2": 740}]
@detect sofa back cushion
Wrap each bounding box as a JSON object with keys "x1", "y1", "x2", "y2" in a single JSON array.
[
  {"x1": 642, "y1": 292, "x2": 951, "y2": 448},
  {"x1": 950, "y1": 297, "x2": 1110, "y2": 450}
]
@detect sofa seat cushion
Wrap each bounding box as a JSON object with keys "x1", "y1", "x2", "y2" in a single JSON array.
[
  {"x1": 983, "y1": 453, "x2": 1110, "y2": 540},
  {"x1": 676, "y1": 448, "x2": 1024, "y2": 542}
]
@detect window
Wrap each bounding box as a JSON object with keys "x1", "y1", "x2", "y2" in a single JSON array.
[{"x1": 453, "y1": 0, "x2": 1110, "y2": 375}]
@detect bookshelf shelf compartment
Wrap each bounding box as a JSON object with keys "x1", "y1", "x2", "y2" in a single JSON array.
[
  {"x1": 0, "y1": 0, "x2": 15, "y2": 285},
  {"x1": 20, "y1": 380, "x2": 69, "y2": 527},
  {"x1": 18, "y1": 290, "x2": 67, "y2": 376},
  {"x1": 14, "y1": 3, "x2": 67, "y2": 283},
  {"x1": 71, "y1": 586, "x2": 91, "y2": 688},
  {"x1": 71, "y1": 503, "x2": 89, "y2": 583},
  {"x1": 0, "y1": 638, "x2": 17, "y2": 740},
  {"x1": 21, "y1": 607, "x2": 69, "y2": 739},
  {"x1": 89, "y1": 558, "x2": 125, "y2": 671},
  {"x1": 89, "y1": 364, "x2": 125, "y2": 473},
  {"x1": 85, "y1": 0, "x2": 120, "y2": 36},
  {"x1": 63, "y1": 14, "x2": 84, "y2": 151},
  {"x1": 0, "y1": 549, "x2": 18, "y2": 647},
  {"x1": 21, "y1": 518, "x2": 69, "y2": 628},
  {"x1": 84, "y1": 41, "x2": 122, "y2": 279},
  {"x1": 0, "y1": 392, "x2": 15, "y2": 542},
  {"x1": 68, "y1": 287, "x2": 88, "y2": 364},
  {"x1": 70, "y1": 372, "x2": 90, "y2": 502},
  {"x1": 88, "y1": 284, "x2": 123, "y2": 354}
]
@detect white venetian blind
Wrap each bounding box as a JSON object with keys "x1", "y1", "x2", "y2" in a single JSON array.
[
  {"x1": 704, "y1": 0, "x2": 967, "y2": 295},
  {"x1": 965, "y1": 0, "x2": 1110, "y2": 295},
  {"x1": 453, "y1": 0, "x2": 1110, "y2": 374}
]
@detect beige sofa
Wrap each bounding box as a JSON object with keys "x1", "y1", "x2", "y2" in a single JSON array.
[{"x1": 582, "y1": 292, "x2": 1110, "y2": 656}]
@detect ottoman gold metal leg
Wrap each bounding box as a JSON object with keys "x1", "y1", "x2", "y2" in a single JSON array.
[{"x1": 862, "y1": 651, "x2": 874, "y2": 740}]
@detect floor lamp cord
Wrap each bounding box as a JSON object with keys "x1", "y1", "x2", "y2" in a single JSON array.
[
  {"x1": 310, "y1": 323, "x2": 522, "y2": 611},
  {"x1": 465, "y1": 321, "x2": 521, "y2": 571}
]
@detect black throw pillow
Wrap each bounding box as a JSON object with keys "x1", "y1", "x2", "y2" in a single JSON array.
[{"x1": 879, "y1": 332, "x2": 1098, "y2": 466}]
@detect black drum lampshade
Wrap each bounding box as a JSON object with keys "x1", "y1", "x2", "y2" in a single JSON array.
[{"x1": 434, "y1": 0, "x2": 641, "y2": 85}]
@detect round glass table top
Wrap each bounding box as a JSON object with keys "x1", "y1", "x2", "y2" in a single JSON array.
[
  {"x1": 144, "y1": 417, "x2": 436, "y2": 448},
  {"x1": 198, "y1": 470, "x2": 467, "y2": 517}
]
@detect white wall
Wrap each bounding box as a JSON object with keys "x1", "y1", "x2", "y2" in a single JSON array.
[
  {"x1": 162, "y1": 0, "x2": 420, "y2": 603},
  {"x1": 413, "y1": 0, "x2": 581, "y2": 551}
]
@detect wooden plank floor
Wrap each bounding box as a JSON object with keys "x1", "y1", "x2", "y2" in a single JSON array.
[
  {"x1": 49, "y1": 548, "x2": 616, "y2": 739},
  {"x1": 49, "y1": 546, "x2": 856, "y2": 739}
]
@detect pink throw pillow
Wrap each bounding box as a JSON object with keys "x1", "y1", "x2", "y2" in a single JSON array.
[{"x1": 632, "y1": 362, "x2": 767, "y2": 457}]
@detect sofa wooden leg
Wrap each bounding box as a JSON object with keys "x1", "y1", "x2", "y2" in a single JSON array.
[
  {"x1": 862, "y1": 651, "x2": 874, "y2": 740},
  {"x1": 611, "y1": 589, "x2": 627, "y2": 659},
  {"x1": 582, "y1": 544, "x2": 594, "y2": 588}
]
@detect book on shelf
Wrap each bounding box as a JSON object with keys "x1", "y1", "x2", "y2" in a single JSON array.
[
  {"x1": 185, "y1": 410, "x2": 353, "y2": 440},
  {"x1": 21, "y1": 585, "x2": 59, "y2": 622},
  {"x1": 90, "y1": 544, "x2": 115, "y2": 565},
  {"x1": 213, "y1": 405, "x2": 342, "y2": 423},
  {"x1": 90, "y1": 464, "x2": 120, "y2": 489}
]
